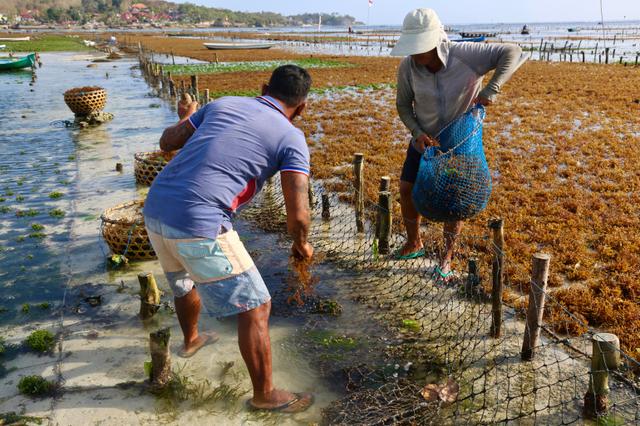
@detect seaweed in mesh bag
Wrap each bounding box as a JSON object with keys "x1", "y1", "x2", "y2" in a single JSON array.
[{"x1": 412, "y1": 105, "x2": 492, "y2": 222}]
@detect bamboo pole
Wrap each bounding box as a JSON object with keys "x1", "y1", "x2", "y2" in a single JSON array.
[
  {"x1": 353, "y1": 153, "x2": 365, "y2": 233},
  {"x1": 489, "y1": 218, "x2": 505, "y2": 338},
  {"x1": 379, "y1": 175, "x2": 391, "y2": 192},
  {"x1": 203, "y1": 89, "x2": 210, "y2": 104},
  {"x1": 149, "y1": 328, "x2": 171, "y2": 388},
  {"x1": 138, "y1": 272, "x2": 161, "y2": 320},
  {"x1": 583, "y1": 333, "x2": 621, "y2": 418},
  {"x1": 521, "y1": 253, "x2": 551, "y2": 361}
]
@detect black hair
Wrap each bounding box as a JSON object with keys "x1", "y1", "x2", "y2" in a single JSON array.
[{"x1": 266, "y1": 65, "x2": 312, "y2": 107}]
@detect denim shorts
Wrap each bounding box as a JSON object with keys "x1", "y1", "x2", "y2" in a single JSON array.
[{"x1": 145, "y1": 217, "x2": 271, "y2": 317}]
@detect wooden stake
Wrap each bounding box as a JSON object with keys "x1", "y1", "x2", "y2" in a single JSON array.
[
  {"x1": 376, "y1": 190, "x2": 392, "y2": 255},
  {"x1": 521, "y1": 253, "x2": 551, "y2": 361},
  {"x1": 353, "y1": 153, "x2": 365, "y2": 233},
  {"x1": 465, "y1": 257, "x2": 480, "y2": 295},
  {"x1": 584, "y1": 333, "x2": 621, "y2": 418},
  {"x1": 115, "y1": 163, "x2": 123, "y2": 172},
  {"x1": 489, "y1": 218, "x2": 504, "y2": 338},
  {"x1": 138, "y1": 272, "x2": 161, "y2": 320},
  {"x1": 203, "y1": 89, "x2": 210, "y2": 104},
  {"x1": 379, "y1": 175, "x2": 391, "y2": 192},
  {"x1": 321, "y1": 194, "x2": 330, "y2": 219},
  {"x1": 308, "y1": 180, "x2": 315, "y2": 209},
  {"x1": 149, "y1": 328, "x2": 171, "y2": 388},
  {"x1": 190, "y1": 75, "x2": 199, "y2": 99},
  {"x1": 605, "y1": 47, "x2": 610, "y2": 64}
]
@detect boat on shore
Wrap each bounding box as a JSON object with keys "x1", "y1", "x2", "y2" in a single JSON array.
[
  {"x1": 459, "y1": 32, "x2": 496, "y2": 38},
  {"x1": 454, "y1": 36, "x2": 486, "y2": 43},
  {"x1": 203, "y1": 42, "x2": 277, "y2": 50},
  {"x1": 0, "y1": 53, "x2": 36, "y2": 71},
  {"x1": 0, "y1": 45, "x2": 5, "y2": 50},
  {"x1": 0, "y1": 36, "x2": 31, "y2": 42}
]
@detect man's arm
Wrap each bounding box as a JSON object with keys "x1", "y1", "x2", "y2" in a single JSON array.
[
  {"x1": 281, "y1": 171, "x2": 313, "y2": 259},
  {"x1": 159, "y1": 101, "x2": 198, "y2": 152}
]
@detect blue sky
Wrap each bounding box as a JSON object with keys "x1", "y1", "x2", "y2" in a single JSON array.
[{"x1": 184, "y1": 1, "x2": 640, "y2": 25}]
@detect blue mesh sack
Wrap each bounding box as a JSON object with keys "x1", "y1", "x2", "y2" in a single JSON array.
[{"x1": 412, "y1": 105, "x2": 492, "y2": 222}]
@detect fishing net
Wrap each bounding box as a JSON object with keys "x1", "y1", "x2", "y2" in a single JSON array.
[
  {"x1": 412, "y1": 106, "x2": 492, "y2": 222},
  {"x1": 238, "y1": 174, "x2": 640, "y2": 426}
]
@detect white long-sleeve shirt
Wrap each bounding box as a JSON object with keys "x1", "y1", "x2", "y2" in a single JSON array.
[{"x1": 396, "y1": 41, "x2": 526, "y2": 148}]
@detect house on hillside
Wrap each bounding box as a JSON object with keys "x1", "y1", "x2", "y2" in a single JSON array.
[
  {"x1": 17, "y1": 10, "x2": 39, "y2": 24},
  {"x1": 130, "y1": 3, "x2": 150, "y2": 14}
]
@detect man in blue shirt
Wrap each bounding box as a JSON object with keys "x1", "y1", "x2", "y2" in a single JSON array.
[{"x1": 144, "y1": 65, "x2": 314, "y2": 413}]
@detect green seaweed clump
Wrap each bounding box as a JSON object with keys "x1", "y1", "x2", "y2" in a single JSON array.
[
  {"x1": 308, "y1": 330, "x2": 358, "y2": 350},
  {"x1": 0, "y1": 412, "x2": 44, "y2": 425},
  {"x1": 49, "y1": 208, "x2": 66, "y2": 218},
  {"x1": 0, "y1": 337, "x2": 5, "y2": 355},
  {"x1": 313, "y1": 299, "x2": 343, "y2": 316},
  {"x1": 48, "y1": 191, "x2": 64, "y2": 199},
  {"x1": 108, "y1": 254, "x2": 129, "y2": 269},
  {"x1": 21, "y1": 303, "x2": 30, "y2": 313},
  {"x1": 401, "y1": 319, "x2": 421, "y2": 333},
  {"x1": 17, "y1": 375, "x2": 54, "y2": 397},
  {"x1": 25, "y1": 330, "x2": 56, "y2": 353}
]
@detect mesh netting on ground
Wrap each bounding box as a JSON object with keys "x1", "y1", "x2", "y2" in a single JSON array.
[{"x1": 240, "y1": 174, "x2": 640, "y2": 426}]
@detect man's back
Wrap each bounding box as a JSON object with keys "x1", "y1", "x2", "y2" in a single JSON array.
[{"x1": 144, "y1": 96, "x2": 310, "y2": 239}]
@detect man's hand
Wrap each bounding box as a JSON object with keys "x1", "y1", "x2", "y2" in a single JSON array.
[
  {"x1": 178, "y1": 100, "x2": 198, "y2": 121},
  {"x1": 291, "y1": 241, "x2": 314, "y2": 260},
  {"x1": 472, "y1": 96, "x2": 492, "y2": 107},
  {"x1": 415, "y1": 134, "x2": 439, "y2": 151}
]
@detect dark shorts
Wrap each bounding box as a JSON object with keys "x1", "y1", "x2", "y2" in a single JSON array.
[{"x1": 400, "y1": 142, "x2": 423, "y2": 184}]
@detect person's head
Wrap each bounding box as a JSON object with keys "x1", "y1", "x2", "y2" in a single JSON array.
[
  {"x1": 390, "y1": 8, "x2": 446, "y2": 61},
  {"x1": 410, "y1": 48, "x2": 441, "y2": 70},
  {"x1": 262, "y1": 65, "x2": 312, "y2": 120}
]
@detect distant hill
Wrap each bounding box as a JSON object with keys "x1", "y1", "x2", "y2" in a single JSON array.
[{"x1": 0, "y1": 0, "x2": 358, "y2": 27}]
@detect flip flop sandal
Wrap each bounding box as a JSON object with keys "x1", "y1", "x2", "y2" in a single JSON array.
[
  {"x1": 393, "y1": 248, "x2": 426, "y2": 260},
  {"x1": 435, "y1": 266, "x2": 455, "y2": 283},
  {"x1": 246, "y1": 392, "x2": 314, "y2": 413}
]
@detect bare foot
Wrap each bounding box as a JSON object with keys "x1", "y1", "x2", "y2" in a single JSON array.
[
  {"x1": 249, "y1": 389, "x2": 314, "y2": 413},
  {"x1": 178, "y1": 331, "x2": 219, "y2": 358}
]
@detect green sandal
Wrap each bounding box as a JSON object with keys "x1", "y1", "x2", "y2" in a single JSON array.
[
  {"x1": 393, "y1": 248, "x2": 425, "y2": 260},
  {"x1": 435, "y1": 265, "x2": 454, "y2": 281}
]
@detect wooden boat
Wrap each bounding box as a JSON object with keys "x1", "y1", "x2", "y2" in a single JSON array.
[
  {"x1": 203, "y1": 42, "x2": 276, "y2": 50},
  {"x1": 454, "y1": 36, "x2": 486, "y2": 43},
  {"x1": 567, "y1": 28, "x2": 579, "y2": 33},
  {"x1": 0, "y1": 53, "x2": 35, "y2": 71},
  {"x1": 521, "y1": 25, "x2": 530, "y2": 35},
  {"x1": 0, "y1": 36, "x2": 30, "y2": 41},
  {"x1": 459, "y1": 32, "x2": 496, "y2": 38}
]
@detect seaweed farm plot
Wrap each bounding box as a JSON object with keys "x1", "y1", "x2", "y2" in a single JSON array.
[
  {"x1": 241, "y1": 175, "x2": 640, "y2": 424},
  {"x1": 162, "y1": 58, "x2": 353, "y2": 75}
]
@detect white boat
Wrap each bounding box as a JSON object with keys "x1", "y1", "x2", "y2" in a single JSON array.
[
  {"x1": 203, "y1": 42, "x2": 277, "y2": 50},
  {"x1": 0, "y1": 37, "x2": 30, "y2": 41},
  {"x1": 0, "y1": 45, "x2": 5, "y2": 50}
]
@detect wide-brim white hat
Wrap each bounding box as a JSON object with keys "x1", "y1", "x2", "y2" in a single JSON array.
[{"x1": 391, "y1": 8, "x2": 443, "y2": 57}]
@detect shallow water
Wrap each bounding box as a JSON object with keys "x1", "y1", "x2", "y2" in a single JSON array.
[{"x1": 0, "y1": 51, "x2": 373, "y2": 424}]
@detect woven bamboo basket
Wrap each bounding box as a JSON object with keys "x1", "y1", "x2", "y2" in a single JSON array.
[
  {"x1": 63, "y1": 86, "x2": 107, "y2": 116},
  {"x1": 134, "y1": 150, "x2": 177, "y2": 186},
  {"x1": 100, "y1": 200, "x2": 156, "y2": 260}
]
